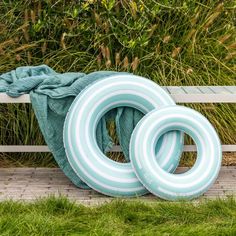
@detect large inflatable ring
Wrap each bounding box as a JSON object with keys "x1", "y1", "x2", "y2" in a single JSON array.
[
  {"x1": 63, "y1": 75, "x2": 183, "y2": 197},
  {"x1": 130, "y1": 106, "x2": 222, "y2": 200}
]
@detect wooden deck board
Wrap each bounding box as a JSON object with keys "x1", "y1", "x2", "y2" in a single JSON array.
[
  {"x1": 0, "y1": 167, "x2": 235, "y2": 204},
  {"x1": 1, "y1": 86, "x2": 236, "y2": 103},
  {"x1": 1, "y1": 144, "x2": 236, "y2": 153}
]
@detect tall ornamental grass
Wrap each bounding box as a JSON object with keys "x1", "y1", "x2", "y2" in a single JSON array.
[{"x1": 0, "y1": 1, "x2": 235, "y2": 166}]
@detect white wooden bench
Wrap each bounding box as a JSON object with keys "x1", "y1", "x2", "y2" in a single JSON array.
[
  {"x1": 1, "y1": 86, "x2": 236, "y2": 153},
  {"x1": 0, "y1": 86, "x2": 236, "y2": 203}
]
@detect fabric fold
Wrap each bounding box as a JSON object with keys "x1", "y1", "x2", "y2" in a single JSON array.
[{"x1": 0, "y1": 65, "x2": 144, "y2": 188}]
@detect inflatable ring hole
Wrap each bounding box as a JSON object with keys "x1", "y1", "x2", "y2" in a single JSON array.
[
  {"x1": 96, "y1": 107, "x2": 145, "y2": 163},
  {"x1": 105, "y1": 118, "x2": 127, "y2": 163},
  {"x1": 97, "y1": 107, "x2": 170, "y2": 164},
  {"x1": 151, "y1": 125, "x2": 205, "y2": 175},
  {"x1": 151, "y1": 132, "x2": 198, "y2": 174},
  {"x1": 179, "y1": 154, "x2": 197, "y2": 170},
  {"x1": 179, "y1": 133, "x2": 197, "y2": 169},
  {"x1": 182, "y1": 135, "x2": 197, "y2": 167}
]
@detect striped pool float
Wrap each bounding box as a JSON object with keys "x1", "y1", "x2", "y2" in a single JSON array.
[
  {"x1": 63, "y1": 75, "x2": 183, "y2": 197},
  {"x1": 130, "y1": 106, "x2": 222, "y2": 200}
]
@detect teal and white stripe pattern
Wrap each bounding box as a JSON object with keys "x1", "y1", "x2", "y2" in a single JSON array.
[
  {"x1": 130, "y1": 106, "x2": 222, "y2": 200},
  {"x1": 63, "y1": 75, "x2": 183, "y2": 197}
]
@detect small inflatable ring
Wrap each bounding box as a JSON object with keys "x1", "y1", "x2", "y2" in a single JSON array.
[
  {"x1": 130, "y1": 105, "x2": 222, "y2": 200},
  {"x1": 63, "y1": 75, "x2": 183, "y2": 197}
]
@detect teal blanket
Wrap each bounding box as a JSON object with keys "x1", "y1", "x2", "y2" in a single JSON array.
[{"x1": 0, "y1": 65, "x2": 143, "y2": 188}]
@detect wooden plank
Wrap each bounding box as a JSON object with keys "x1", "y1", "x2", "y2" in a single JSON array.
[
  {"x1": 0, "y1": 145, "x2": 235, "y2": 153},
  {"x1": 161, "y1": 87, "x2": 169, "y2": 93},
  {"x1": 197, "y1": 86, "x2": 215, "y2": 94},
  {"x1": 166, "y1": 86, "x2": 236, "y2": 103},
  {"x1": 0, "y1": 93, "x2": 31, "y2": 103},
  {"x1": 182, "y1": 86, "x2": 203, "y2": 94},
  {"x1": 112, "y1": 145, "x2": 236, "y2": 152},
  {"x1": 209, "y1": 86, "x2": 233, "y2": 94},
  {"x1": 0, "y1": 145, "x2": 50, "y2": 152},
  {"x1": 166, "y1": 86, "x2": 187, "y2": 94},
  {"x1": 224, "y1": 86, "x2": 236, "y2": 94},
  {"x1": 1, "y1": 88, "x2": 236, "y2": 103},
  {"x1": 0, "y1": 167, "x2": 235, "y2": 203},
  {"x1": 170, "y1": 94, "x2": 236, "y2": 103}
]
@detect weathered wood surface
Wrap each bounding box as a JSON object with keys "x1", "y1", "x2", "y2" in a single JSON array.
[
  {"x1": 1, "y1": 87, "x2": 236, "y2": 154},
  {"x1": 1, "y1": 86, "x2": 236, "y2": 103},
  {"x1": 1, "y1": 144, "x2": 236, "y2": 153},
  {"x1": 0, "y1": 167, "x2": 235, "y2": 205}
]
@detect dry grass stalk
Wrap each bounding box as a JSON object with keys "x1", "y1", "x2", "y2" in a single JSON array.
[
  {"x1": 204, "y1": 12, "x2": 221, "y2": 30},
  {"x1": 41, "y1": 41, "x2": 47, "y2": 55},
  {"x1": 97, "y1": 53, "x2": 102, "y2": 66},
  {"x1": 0, "y1": 24, "x2": 7, "y2": 35},
  {"x1": 131, "y1": 57, "x2": 139, "y2": 71},
  {"x1": 115, "y1": 52, "x2": 120, "y2": 66},
  {"x1": 123, "y1": 56, "x2": 129, "y2": 69},
  {"x1": 13, "y1": 43, "x2": 37, "y2": 53},
  {"x1": 22, "y1": 25, "x2": 30, "y2": 42},
  {"x1": 0, "y1": 39, "x2": 14, "y2": 48},
  {"x1": 148, "y1": 24, "x2": 157, "y2": 38},
  {"x1": 163, "y1": 35, "x2": 171, "y2": 43},
  {"x1": 218, "y1": 34, "x2": 232, "y2": 44},
  {"x1": 100, "y1": 44, "x2": 106, "y2": 58},
  {"x1": 37, "y1": 1, "x2": 42, "y2": 16},
  {"x1": 227, "y1": 42, "x2": 236, "y2": 50},
  {"x1": 0, "y1": 47, "x2": 4, "y2": 55},
  {"x1": 156, "y1": 43, "x2": 161, "y2": 53},
  {"x1": 27, "y1": 51, "x2": 32, "y2": 64},
  {"x1": 215, "y1": 2, "x2": 224, "y2": 12},
  {"x1": 15, "y1": 54, "x2": 21, "y2": 62},
  {"x1": 103, "y1": 21, "x2": 109, "y2": 33},
  {"x1": 171, "y1": 47, "x2": 182, "y2": 58},
  {"x1": 186, "y1": 68, "x2": 193, "y2": 74},
  {"x1": 94, "y1": 12, "x2": 102, "y2": 26},
  {"x1": 105, "y1": 59, "x2": 111, "y2": 68},
  {"x1": 30, "y1": 10, "x2": 36, "y2": 24},
  {"x1": 24, "y1": 9, "x2": 29, "y2": 23},
  {"x1": 115, "y1": 1, "x2": 120, "y2": 13},
  {"x1": 204, "y1": 3, "x2": 224, "y2": 30},
  {"x1": 14, "y1": 37, "x2": 19, "y2": 43},
  {"x1": 185, "y1": 29, "x2": 196, "y2": 42},
  {"x1": 225, "y1": 51, "x2": 236, "y2": 60},
  {"x1": 44, "y1": 59, "x2": 49, "y2": 65},
  {"x1": 190, "y1": 11, "x2": 200, "y2": 26},
  {"x1": 60, "y1": 33, "x2": 66, "y2": 49},
  {"x1": 105, "y1": 47, "x2": 110, "y2": 60},
  {"x1": 130, "y1": 1, "x2": 137, "y2": 19}
]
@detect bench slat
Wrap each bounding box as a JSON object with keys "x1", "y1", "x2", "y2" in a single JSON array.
[
  {"x1": 0, "y1": 93, "x2": 31, "y2": 103},
  {"x1": 170, "y1": 93, "x2": 236, "y2": 103},
  {"x1": 166, "y1": 86, "x2": 187, "y2": 94},
  {"x1": 2, "y1": 86, "x2": 236, "y2": 103},
  {"x1": 182, "y1": 86, "x2": 203, "y2": 94},
  {"x1": 0, "y1": 145, "x2": 235, "y2": 153},
  {"x1": 224, "y1": 86, "x2": 236, "y2": 94},
  {"x1": 210, "y1": 86, "x2": 234, "y2": 94},
  {"x1": 197, "y1": 86, "x2": 215, "y2": 94}
]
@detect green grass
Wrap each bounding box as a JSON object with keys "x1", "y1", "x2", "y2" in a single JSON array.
[
  {"x1": 0, "y1": 1, "x2": 235, "y2": 166},
  {"x1": 0, "y1": 196, "x2": 236, "y2": 235}
]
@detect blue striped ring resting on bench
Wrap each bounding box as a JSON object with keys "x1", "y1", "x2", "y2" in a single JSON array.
[
  {"x1": 130, "y1": 106, "x2": 222, "y2": 200},
  {"x1": 63, "y1": 75, "x2": 183, "y2": 197}
]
